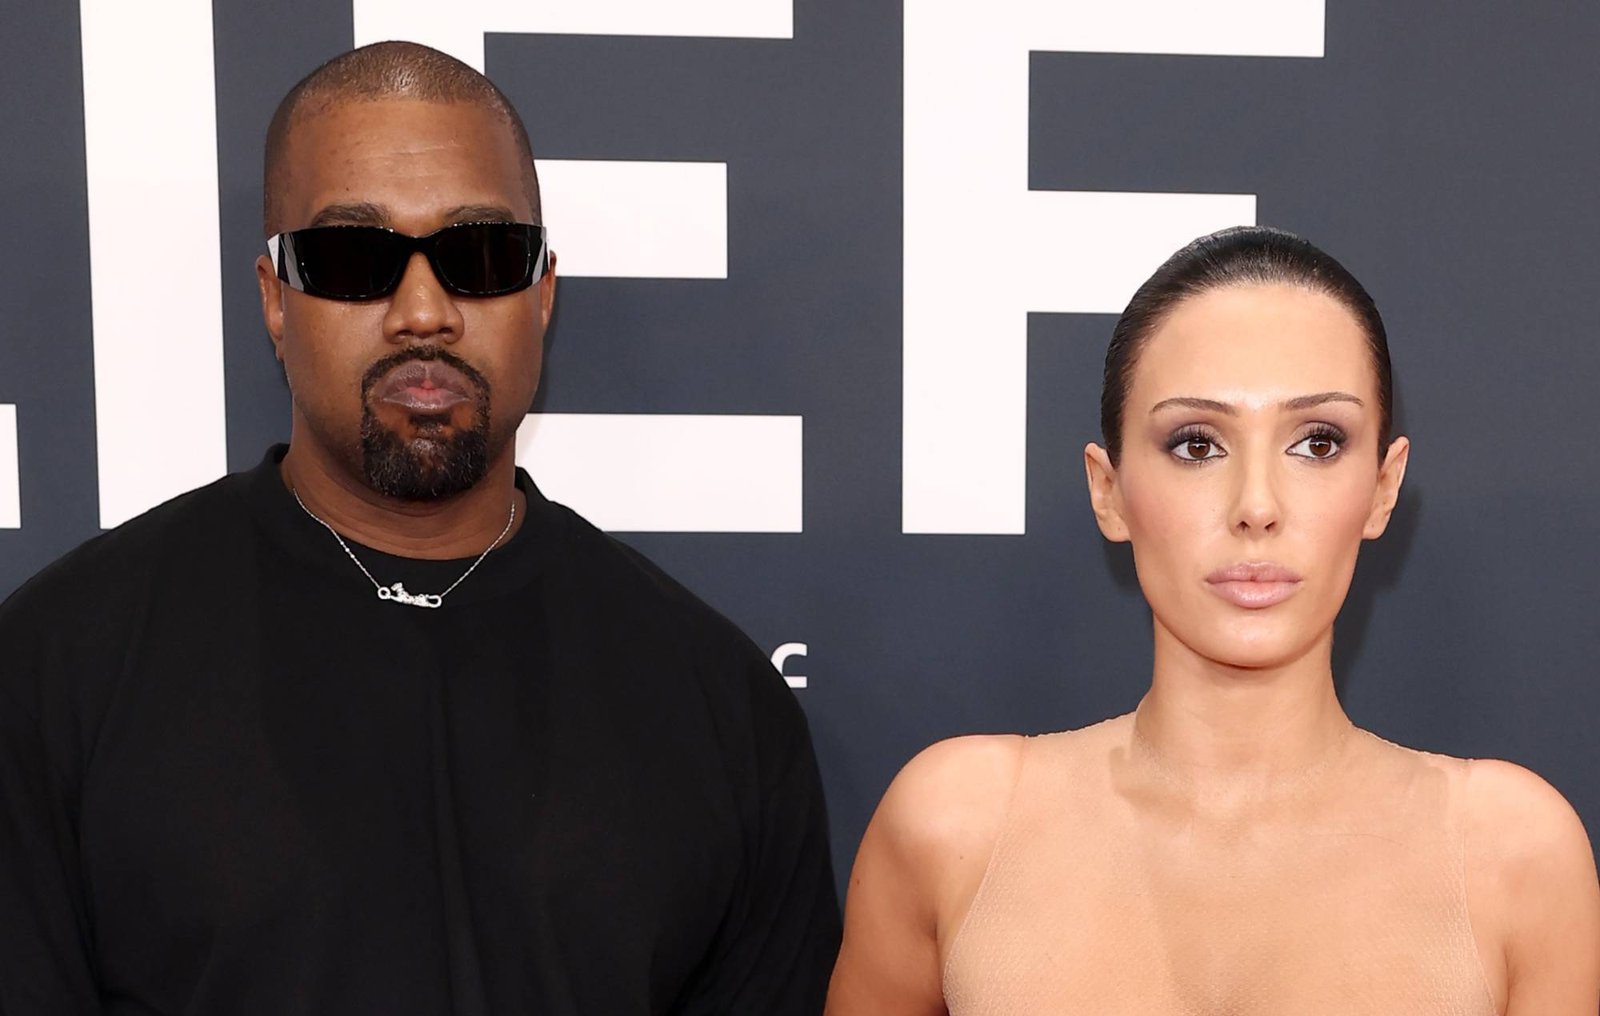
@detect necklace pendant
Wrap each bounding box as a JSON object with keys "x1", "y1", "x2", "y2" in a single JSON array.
[
  {"x1": 376, "y1": 582, "x2": 443, "y2": 609},
  {"x1": 291, "y1": 485, "x2": 513, "y2": 609}
]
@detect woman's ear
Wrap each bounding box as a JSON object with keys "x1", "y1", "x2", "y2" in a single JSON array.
[
  {"x1": 1363, "y1": 435, "x2": 1410, "y2": 539},
  {"x1": 1084, "y1": 443, "x2": 1130, "y2": 543}
]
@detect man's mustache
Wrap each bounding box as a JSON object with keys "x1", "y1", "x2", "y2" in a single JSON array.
[{"x1": 360, "y1": 346, "x2": 490, "y2": 400}]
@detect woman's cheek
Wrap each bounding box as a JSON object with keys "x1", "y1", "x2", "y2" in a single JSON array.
[
  {"x1": 1124, "y1": 496, "x2": 1209, "y2": 620},
  {"x1": 1305, "y1": 468, "x2": 1378, "y2": 545}
]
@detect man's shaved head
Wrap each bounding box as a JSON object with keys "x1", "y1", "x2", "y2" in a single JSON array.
[{"x1": 263, "y1": 40, "x2": 540, "y2": 237}]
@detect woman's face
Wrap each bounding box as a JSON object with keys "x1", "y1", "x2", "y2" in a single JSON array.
[{"x1": 1085, "y1": 282, "x2": 1408, "y2": 671}]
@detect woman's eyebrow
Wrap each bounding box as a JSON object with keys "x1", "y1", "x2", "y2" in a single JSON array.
[
  {"x1": 1281, "y1": 391, "x2": 1365, "y2": 411},
  {"x1": 1149, "y1": 391, "x2": 1365, "y2": 415},
  {"x1": 1149, "y1": 396, "x2": 1235, "y2": 415}
]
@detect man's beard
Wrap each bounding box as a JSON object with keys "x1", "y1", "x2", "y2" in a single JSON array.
[{"x1": 359, "y1": 347, "x2": 494, "y2": 501}]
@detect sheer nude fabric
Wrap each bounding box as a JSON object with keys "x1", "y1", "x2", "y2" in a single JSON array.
[{"x1": 943, "y1": 715, "x2": 1497, "y2": 1016}]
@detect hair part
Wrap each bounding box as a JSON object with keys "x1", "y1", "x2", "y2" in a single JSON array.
[
  {"x1": 1100, "y1": 225, "x2": 1393, "y2": 466},
  {"x1": 263, "y1": 40, "x2": 541, "y2": 237}
]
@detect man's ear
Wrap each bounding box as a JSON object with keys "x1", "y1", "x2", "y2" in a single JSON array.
[
  {"x1": 538, "y1": 249, "x2": 558, "y2": 329},
  {"x1": 256, "y1": 253, "x2": 286, "y2": 362},
  {"x1": 1363, "y1": 435, "x2": 1410, "y2": 539},
  {"x1": 1084, "y1": 443, "x2": 1130, "y2": 543}
]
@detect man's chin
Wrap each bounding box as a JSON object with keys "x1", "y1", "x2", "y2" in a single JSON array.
[{"x1": 362, "y1": 429, "x2": 490, "y2": 502}]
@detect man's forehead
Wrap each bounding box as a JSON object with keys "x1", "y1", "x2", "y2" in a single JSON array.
[
  {"x1": 279, "y1": 99, "x2": 533, "y2": 227},
  {"x1": 286, "y1": 95, "x2": 517, "y2": 157},
  {"x1": 305, "y1": 201, "x2": 524, "y2": 229}
]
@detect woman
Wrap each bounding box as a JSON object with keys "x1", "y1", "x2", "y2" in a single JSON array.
[{"x1": 825, "y1": 227, "x2": 1600, "y2": 1015}]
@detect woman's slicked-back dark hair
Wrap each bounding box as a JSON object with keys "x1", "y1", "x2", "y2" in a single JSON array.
[{"x1": 1100, "y1": 225, "x2": 1392, "y2": 465}]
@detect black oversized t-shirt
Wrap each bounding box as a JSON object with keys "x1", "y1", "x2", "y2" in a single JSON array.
[{"x1": 0, "y1": 447, "x2": 840, "y2": 1014}]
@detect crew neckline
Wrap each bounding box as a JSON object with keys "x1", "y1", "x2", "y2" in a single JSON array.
[{"x1": 237, "y1": 444, "x2": 561, "y2": 607}]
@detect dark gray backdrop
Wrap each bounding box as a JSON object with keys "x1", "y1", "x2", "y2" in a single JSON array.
[{"x1": 3, "y1": 2, "x2": 1597, "y2": 889}]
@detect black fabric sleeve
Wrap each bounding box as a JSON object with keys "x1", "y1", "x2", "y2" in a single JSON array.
[
  {"x1": 0, "y1": 680, "x2": 100, "y2": 1013},
  {"x1": 675, "y1": 659, "x2": 841, "y2": 1016}
]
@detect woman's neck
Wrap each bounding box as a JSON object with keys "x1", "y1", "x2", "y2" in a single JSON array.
[{"x1": 1133, "y1": 619, "x2": 1353, "y2": 776}]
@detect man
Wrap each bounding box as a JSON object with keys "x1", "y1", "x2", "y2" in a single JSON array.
[{"x1": 0, "y1": 41, "x2": 839, "y2": 1014}]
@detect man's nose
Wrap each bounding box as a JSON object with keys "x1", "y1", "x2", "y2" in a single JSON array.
[{"x1": 382, "y1": 252, "x2": 464, "y2": 344}]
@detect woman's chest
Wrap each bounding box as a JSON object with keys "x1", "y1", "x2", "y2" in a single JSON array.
[{"x1": 944, "y1": 804, "x2": 1496, "y2": 1015}]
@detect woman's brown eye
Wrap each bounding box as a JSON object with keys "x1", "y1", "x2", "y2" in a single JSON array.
[
  {"x1": 1171, "y1": 432, "x2": 1224, "y2": 461},
  {"x1": 1288, "y1": 433, "x2": 1343, "y2": 459}
]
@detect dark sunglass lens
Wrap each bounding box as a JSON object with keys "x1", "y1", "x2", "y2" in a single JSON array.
[
  {"x1": 433, "y1": 224, "x2": 534, "y2": 295},
  {"x1": 290, "y1": 227, "x2": 408, "y2": 300}
]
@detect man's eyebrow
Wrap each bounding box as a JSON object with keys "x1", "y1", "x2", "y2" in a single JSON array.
[
  {"x1": 442, "y1": 203, "x2": 520, "y2": 223},
  {"x1": 307, "y1": 202, "x2": 388, "y2": 227},
  {"x1": 1149, "y1": 391, "x2": 1366, "y2": 415}
]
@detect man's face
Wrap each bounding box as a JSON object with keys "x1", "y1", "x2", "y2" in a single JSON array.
[{"x1": 256, "y1": 97, "x2": 554, "y2": 500}]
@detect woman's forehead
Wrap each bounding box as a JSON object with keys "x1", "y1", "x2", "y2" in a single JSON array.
[{"x1": 1129, "y1": 284, "x2": 1377, "y2": 409}]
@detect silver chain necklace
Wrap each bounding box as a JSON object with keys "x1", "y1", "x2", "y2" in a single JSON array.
[{"x1": 291, "y1": 487, "x2": 516, "y2": 609}]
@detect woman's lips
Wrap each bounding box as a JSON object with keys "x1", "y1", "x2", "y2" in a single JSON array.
[
  {"x1": 1205, "y1": 562, "x2": 1303, "y2": 609},
  {"x1": 373, "y1": 360, "x2": 474, "y2": 413}
]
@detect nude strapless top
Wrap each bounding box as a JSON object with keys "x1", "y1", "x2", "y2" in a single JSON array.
[{"x1": 942, "y1": 717, "x2": 1498, "y2": 1016}]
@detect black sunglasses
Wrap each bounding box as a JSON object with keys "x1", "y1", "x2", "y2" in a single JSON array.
[{"x1": 267, "y1": 221, "x2": 549, "y2": 301}]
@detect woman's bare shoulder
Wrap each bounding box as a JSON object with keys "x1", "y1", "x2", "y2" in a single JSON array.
[
  {"x1": 865, "y1": 721, "x2": 1125, "y2": 912},
  {"x1": 1463, "y1": 758, "x2": 1595, "y2": 876},
  {"x1": 869, "y1": 734, "x2": 1029, "y2": 874},
  {"x1": 827, "y1": 735, "x2": 1030, "y2": 1016},
  {"x1": 1462, "y1": 758, "x2": 1600, "y2": 1009},
  {"x1": 848, "y1": 719, "x2": 1127, "y2": 930}
]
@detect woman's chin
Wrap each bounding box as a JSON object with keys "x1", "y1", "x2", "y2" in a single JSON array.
[
  {"x1": 1178, "y1": 623, "x2": 1323, "y2": 674},
  {"x1": 1152, "y1": 594, "x2": 1335, "y2": 674}
]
